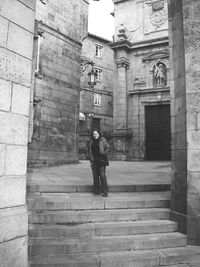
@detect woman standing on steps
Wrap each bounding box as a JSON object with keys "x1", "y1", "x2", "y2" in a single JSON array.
[{"x1": 88, "y1": 129, "x2": 110, "y2": 197}]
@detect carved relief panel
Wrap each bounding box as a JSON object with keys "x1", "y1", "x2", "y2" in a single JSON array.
[
  {"x1": 132, "y1": 50, "x2": 169, "y2": 90},
  {"x1": 144, "y1": 0, "x2": 168, "y2": 35}
]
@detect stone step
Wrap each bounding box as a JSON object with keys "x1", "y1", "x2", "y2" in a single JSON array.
[
  {"x1": 29, "y1": 232, "x2": 187, "y2": 256},
  {"x1": 29, "y1": 246, "x2": 200, "y2": 267},
  {"x1": 27, "y1": 183, "x2": 170, "y2": 193},
  {"x1": 29, "y1": 220, "x2": 177, "y2": 238},
  {"x1": 29, "y1": 208, "x2": 170, "y2": 224},
  {"x1": 28, "y1": 192, "x2": 171, "y2": 211}
]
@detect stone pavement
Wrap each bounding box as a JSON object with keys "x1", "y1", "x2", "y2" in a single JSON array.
[{"x1": 27, "y1": 160, "x2": 171, "y2": 186}]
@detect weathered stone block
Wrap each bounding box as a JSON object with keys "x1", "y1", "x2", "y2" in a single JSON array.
[
  {"x1": 188, "y1": 172, "x2": 200, "y2": 194},
  {"x1": 7, "y1": 22, "x2": 33, "y2": 59},
  {"x1": 187, "y1": 112, "x2": 197, "y2": 131},
  {"x1": 0, "y1": 0, "x2": 35, "y2": 33},
  {"x1": 187, "y1": 216, "x2": 200, "y2": 245},
  {"x1": 174, "y1": 113, "x2": 186, "y2": 133},
  {"x1": 5, "y1": 145, "x2": 27, "y2": 175},
  {"x1": 187, "y1": 131, "x2": 200, "y2": 149},
  {"x1": 0, "y1": 112, "x2": 29, "y2": 145},
  {"x1": 0, "y1": 47, "x2": 32, "y2": 87},
  {"x1": 174, "y1": 132, "x2": 186, "y2": 150},
  {"x1": 0, "y1": 144, "x2": 5, "y2": 176},
  {"x1": 11, "y1": 83, "x2": 30, "y2": 116},
  {"x1": 0, "y1": 206, "x2": 27, "y2": 242},
  {"x1": 187, "y1": 193, "x2": 200, "y2": 217},
  {"x1": 174, "y1": 149, "x2": 187, "y2": 173},
  {"x1": 0, "y1": 236, "x2": 27, "y2": 267},
  {"x1": 171, "y1": 191, "x2": 187, "y2": 215},
  {"x1": 188, "y1": 150, "x2": 200, "y2": 172},
  {"x1": 0, "y1": 79, "x2": 11, "y2": 112},
  {"x1": 0, "y1": 16, "x2": 9, "y2": 48},
  {"x1": 0, "y1": 176, "x2": 26, "y2": 208}
]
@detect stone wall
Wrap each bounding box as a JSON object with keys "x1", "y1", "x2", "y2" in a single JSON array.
[
  {"x1": 28, "y1": 0, "x2": 89, "y2": 167},
  {"x1": 0, "y1": 0, "x2": 36, "y2": 265},
  {"x1": 168, "y1": 0, "x2": 200, "y2": 245}
]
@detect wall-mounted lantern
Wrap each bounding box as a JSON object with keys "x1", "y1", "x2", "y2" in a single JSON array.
[{"x1": 81, "y1": 57, "x2": 97, "y2": 88}]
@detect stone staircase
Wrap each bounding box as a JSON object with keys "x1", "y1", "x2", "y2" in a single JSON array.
[{"x1": 28, "y1": 184, "x2": 200, "y2": 267}]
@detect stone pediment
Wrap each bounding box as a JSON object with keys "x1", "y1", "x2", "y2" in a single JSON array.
[{"x1": 142, "y1": 50, "x2": 169, "y2": 62}]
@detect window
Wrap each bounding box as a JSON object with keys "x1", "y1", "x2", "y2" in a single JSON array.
[
  {"x1": 94, "y1": 93, "x2": 102, "y2": 107},
  {"x1": 94, "y1": 68, "x2": 103, "y2": 82},
  {"x1": 34, "y1": 29, "x2": 44, "y2": 77},
  {"x1": 35, "y1": 35, "x2": 41, "y2": 73},
  {"x1": 95, "y1": 44, "x2": 103, "y2": 58}
]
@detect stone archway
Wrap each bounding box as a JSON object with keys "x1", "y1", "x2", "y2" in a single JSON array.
[{"x1": 0, "y1": 0, "x2": 200, "y2": 266}]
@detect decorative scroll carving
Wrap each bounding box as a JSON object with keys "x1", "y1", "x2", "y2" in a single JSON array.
[{"x1": 142, "y1": 50, "x2": 169, "y2": 62}]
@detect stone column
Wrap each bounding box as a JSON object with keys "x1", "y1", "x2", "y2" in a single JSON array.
[
  {"x1": 115, "y1": 56, "x2": 129, "y2": 130},
  {"x1": 112, "y1": 48, "x2": 131, "y2": 160},
  {"x1": 168, "y1": 0, "x2": 200, "y2": 245},
  {"x1": 0, "y1": 0, "x2": 36, "y2": 265}
]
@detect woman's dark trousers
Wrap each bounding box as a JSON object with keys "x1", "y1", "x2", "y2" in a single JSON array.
[{"x1": 91, "y1": 163, "x2": 108, "y2": 195}]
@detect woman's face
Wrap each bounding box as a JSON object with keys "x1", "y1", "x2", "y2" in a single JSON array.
[{"x1": 93, "y1": 131, "x2": 100, "y2": 140}]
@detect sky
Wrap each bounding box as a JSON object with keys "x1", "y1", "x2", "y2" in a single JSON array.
[{"x1": 88, "y1": 0, "x2": 115, "y2": 41}]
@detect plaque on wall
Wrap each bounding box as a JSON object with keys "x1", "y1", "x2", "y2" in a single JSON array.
[{"x1": 144, "y1": 0, "x2": 168, "y2": 34}]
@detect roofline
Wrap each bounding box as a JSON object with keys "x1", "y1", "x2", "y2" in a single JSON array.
[{"x1": 87, "y1": 33, "x2": 113, "y2": 44}]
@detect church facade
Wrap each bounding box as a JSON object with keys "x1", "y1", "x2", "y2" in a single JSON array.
[{"x1": 111, "y1": 0, "x2": 171, "y2": 161}]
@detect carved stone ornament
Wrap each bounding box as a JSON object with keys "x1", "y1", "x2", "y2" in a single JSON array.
[
  {"x1": 150, "y1": 5, "x2": 167, "y2": 29},
  {"x1": 117, "y1": 24, "x2": 129, "y2": 41},
  {"x1": 116, "y1": 57, "x2": 130, "y2": 69},
  {"x1": 142, "y1": 50, "x2": 169, "y2": 62},
  {"x1": 144, "y1": 0, "x2": 168, "y2": 34},
  {"x1": 133, "y1": 77, "x2": 146, "y2": 87},
  {"x1": 152, "y1": 1, "x2": 164, "y2": 11}
]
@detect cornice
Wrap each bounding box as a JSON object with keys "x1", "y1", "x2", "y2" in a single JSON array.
[
  {"x1": 113, "y1": 0, "x2": 129, "y2": 3},
  {"x1": 128, "y1": 86, "x2": 170, "y2": 95},
  {"x1": 109, "y1": 36, "x2": 168, "y2": 51}
]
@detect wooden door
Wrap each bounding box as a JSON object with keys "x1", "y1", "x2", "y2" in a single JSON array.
[
  {"x1": 92, "y1": 118, "x2": 101, "y2": 132},
  {"x1": 145, "y1": 105, "x2": 171, "y2": 160}
]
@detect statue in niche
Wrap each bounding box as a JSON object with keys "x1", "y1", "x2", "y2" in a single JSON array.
[{"x1": 153, "y1": 62, "x2": 166, "y2": 86}]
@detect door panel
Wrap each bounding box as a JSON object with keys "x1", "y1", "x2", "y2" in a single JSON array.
[{"x1": 145, "y1": 105, "x2": 171, "y2": 160}]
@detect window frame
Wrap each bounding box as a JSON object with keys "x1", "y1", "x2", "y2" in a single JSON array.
[
  {"x1": 95, "y1": 44, "x2": 103, "y2": 58},
  {"x1": 93, "y1": 93, "x2": 102, "y2": 107},
  {"x1": 94, "y1": 68, "x2": 103, "y2": 83}
]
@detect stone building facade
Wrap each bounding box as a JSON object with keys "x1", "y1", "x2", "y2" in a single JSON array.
[
  {"x1": 111, "y1": 0, "x2": 171, "y2": 161},
  {"x1": 0, "y1": 0, "x2": 36, "y2": 265},
  {"x1": 79, "y1": 33, "x2": 114, "y2": 159},
  {"x1": 28, "y1": 0, "x2": 89, "y2": 167}
]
